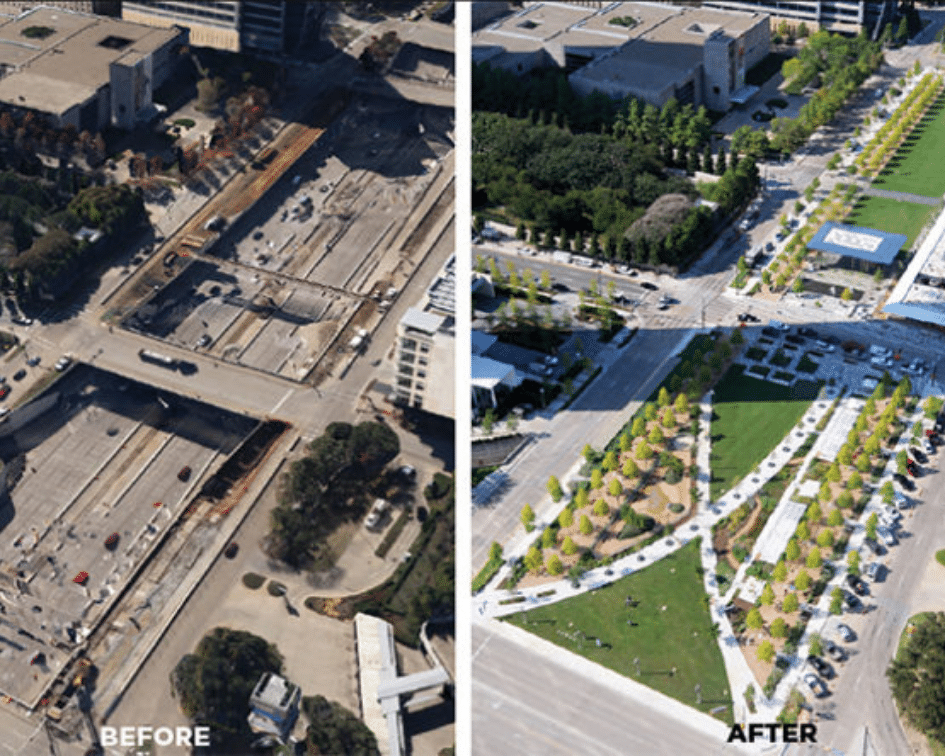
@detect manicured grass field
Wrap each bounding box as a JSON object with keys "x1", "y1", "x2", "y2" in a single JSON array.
[
  {"x1": 505, "y1": 539, "x2": 732, "y2": 722},
  {"x1": 709, "y1": 364, "x2": 821, "y2": 499},
  {"x1": 844, "y1": 195, "x2": 937, "y2": 250},
  {"x1": 873, "y1": 96, "x2": 945, "y2": 197}
]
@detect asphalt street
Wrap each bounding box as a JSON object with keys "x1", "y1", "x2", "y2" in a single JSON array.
[{"x1": 472, "y1": 621, "x2": 751, "y2": 756}]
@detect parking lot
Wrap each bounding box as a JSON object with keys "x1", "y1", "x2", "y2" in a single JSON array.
[
  {"x1": 0, "y1": 366, "x2": 256, "y2": 707},
  {"x1": 122, "y1": 91, "x2": 454, "y2": 383}
]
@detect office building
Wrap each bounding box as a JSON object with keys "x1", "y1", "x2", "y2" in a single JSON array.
[
  {"x1": 0, "y1": 6, "x2": 184, "y2": 130},
  {"x1": 122, "y1": 0, "x2": 314, "y2": 54},
  {"x1": 704, "y1": 1, "x2": 896, "y2": 37},
  {"x1": 473, "y1": 2, "x2": 770, "y2": 110}
]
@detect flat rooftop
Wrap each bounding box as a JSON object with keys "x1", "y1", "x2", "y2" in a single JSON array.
[
  {"x1": 0, "y1": 6, "x2": 179, "y2": 114},
  {"x1": 885, "y1": 204, "x2": 945, "y2": 326},
  {"x1": 807, "y1": 222, "x2": 906, "y2": 266},
  {"x1": 572, "y1": 4, "x2": 766, "y2": 92}
]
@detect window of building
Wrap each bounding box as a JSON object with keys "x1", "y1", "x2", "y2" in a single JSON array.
[
  {"x1": 418, "y1": 357, "x2": 428, "y2": 366},
  {"x1": 416, "y1": 384, "x2": 425, "y2": 392},
  {"x1": 400, "y1": 352, "x2": 416, "y2": 364},
  {"x1": 417, "y1": 370, "x2": 426, "y2": 379},
  {"x1": 398, "y1": 364, "x2": 414, "y2": 377},
  {"x1": 397, "y1": 377, "x2": 412, "y2": 389},
  {"x1": 419, "y1": 344, "x2": 430, "y2": 354},
  {"x1": 401, "y1": 338, "x2": 417, "y2": 351}
]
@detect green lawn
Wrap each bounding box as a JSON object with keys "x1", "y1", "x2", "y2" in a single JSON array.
[
  {"x1": 710, "y1": 364, "x2": 821, "y2": 499},
  {"x1": 873, "y1": 96, "x2": 945, "y2": 197},
  {"x1": 844, "y1": 195, "x2": 937, "y2": 250},
  {"x1": 505, "y1": 539, "x2": 733, "y2": 723}
]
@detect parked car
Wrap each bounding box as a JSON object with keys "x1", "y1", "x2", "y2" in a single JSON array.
[
  {"x1": 834, "y1": 624, "x2": 855, "y2": 643},
  {"x1": 177, "y1": 466, "x2": 192, "y2": 482},
  {"x1": 803, "y1": 672, "x2": 828, "y2": 697},
  {"x1": 864, "y1": 537, "x2": 884, "y2": 557},
  {"x1": 910, "y1": 447, "x2": 928, "y2": 464},
  {"x1": 878, "y1": 525, "x2": 898, "y2": 547},
  {"x1": 845, "y1": 574, "x2": 869, "y2": 596},
  {"x1": 769, "y1": 319, "x2": 790, "y2": 331},
  {"x1": 397, "y1": 464, "x2": 417, "y2": 482},
  {"x1": 224, "y1": 542, "x2": 239, "y2": 559},
  {"x1": 55, "y1": 356, "x2": 71, "y2": 372},
  {"x1": 551, "y1": 282, "x2": 570, "y2": 293},
  {"x1": 640, "y1": 281, "x2": 659, "y2": 291},
  {"x1": 894, "y1": 473, "x2": 916, "y2": 491},
  {"x1": 26, "y1": 356, "x2": 39, "y2": 367},
  {"x1": 807, "y1": 655, "x2": 834, "y2": 679},
  {"x1": 863, "y1": 562, "x2": 883, "y2": 583},
  {"x1": 815, "y1": 340, "x2": 835, "y2": 352},
  {"x1": 823, "y1": 640, "x2": 847, "y2": 662},
  {"x1": 12, "y1": 369, "x2": 25, "y2": 381},
  {"x1": 842, "y1": 590, "x2": 863, "y2": 611}
]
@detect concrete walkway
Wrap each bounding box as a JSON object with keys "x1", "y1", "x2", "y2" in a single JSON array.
[{"x1": 861, "y1": 185, "x2": 943, "y2": 206}]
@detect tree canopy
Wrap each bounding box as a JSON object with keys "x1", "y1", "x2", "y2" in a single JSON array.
[
  {"x1": 888, "y1": 612, "x2": 945, "y2": 744},
  {"x1": 302, "y1": 695, "x2": 379, "y2": 756},
  {"x1": 172, "y1": 627, "x2": 283, "y2": 736}
]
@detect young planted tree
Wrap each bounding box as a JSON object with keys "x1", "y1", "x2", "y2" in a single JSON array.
[
  {"x1": 608, "y1": 478, "x2": 623, "y2": 497},
  {"x1": 636, "y1": 441, "x2": 654, "y2": 460},
  {"x1": 648, "y1": 426, "x2": 665, "y2": 445},
  {"x1": 631, "y1": 417, "x2": 647, "y2": 437},
  {"x1": 866, "y1": 512, "x2": 879, "y2": 540},
  {"x1": 827, "y1": 463, "x2": 842, "y2": 483},
  {"x1": 782, "y1": 592, "x2": 800, "y2": 614},
  {"x1": 847, "y1": 549, "x2": 860, "y2": 574},
  {"x1": 806, "y1": 546, "x2": 823, "y2": 569},
  {"x1": 602, "y1": 450, "x2": 619, "y2": 473},
  {"x1": 622, "y1": 458, "x2": 640, "y2": 479},
  {"x1": 619, "y1": 433, "x2": 632, "y2": 453},
  {"x1": 757, "y1": 640, "x2": 776, "y2": 663},
  {"x1": 547, "y1": 554, "x2": 564, "y2": 575},
  {"x1": 547, "y1": 475, "x2": 563, "y2": 502},
  {"x1": 773, "y1": 560, "x2": 788, "y2": 583},
  {"x1": 760, "y1": 582, "x2": 775, "y2": 606},
  {"x1": 520, "y1": 504, "x2": 535, "y2": 528},
  {"x1": 816, "y1": 529, "x2": 835, "y2": 548},
  {"x1": 591, "y1": 469, "x2": 604, "y2": 490},
  {"x1": 579, "y1": 514, "x2": 593, "y2": 536},
  {"x1": 795, "y1": 569, "x2": 812, "y2": 592},
  {"x1": 796, "y1": 521, "x2": 810, "y2": 542},
  {"x1": 829, "y1": 587, "x2": 844, "y2": 615},
  {"x1": 574, "y1": 487, "x2": 590, "y2": 510},
  {"x1": 661, "y1": 407, "x2": 676, "y2": 429},
  {"x1": 674, "y1": 392, "x2": 689, "y2": 414},
  {"x1": 827, "y1": 508, "x2": 844, "y2": 527},
  {"x1": 524, "y1": 546, "x2": 543, "y2": 573},
  {"x1": 657, "y1": 386, "x2": 671, "y2": 408},
  {"x1": 593, "y1": 498, "x2": 609, "y2": 517},
  {"x1": 559, "y1": 508, "x2": 574, "y2": 529},
  {"x1": 562, "y1": 535, "x2": 577, "y2": 555},
  {"x1": 770, "y1": 618, "x2": 788, "y2": 639},
  {"x1": 541, "y1": 528, "x2": 557, "y2": 549},
  {"x1": 746, "y1": 608, "x2": 764, "y2": 631}
]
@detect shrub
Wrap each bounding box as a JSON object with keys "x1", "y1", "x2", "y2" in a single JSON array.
[
  {"x1": 622, "y1": 458, "x2": 640, "y2": 478},
  {"x1": 547, "y1": 554, "x2": 563, "y2": 575},
  {"x1": 593, "y1": 498, "x2": 609, "y2": 517},
  {"x1": 562, "y1": 536, "x2": 577, "y2": 555},
  {"x1": 242, "y1": 573, "x2": 265, "y2": 590}
]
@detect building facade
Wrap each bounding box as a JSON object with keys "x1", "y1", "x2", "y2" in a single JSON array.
[
  {"x1": 122, "y1": 0, "x2": 314, "y2": 54},
  {"x1": 704, "y1": 1, "x2": 896, "y2": 37},
  {"x1": 247, "y1": 672, "x2": 301, "y2": 740}
]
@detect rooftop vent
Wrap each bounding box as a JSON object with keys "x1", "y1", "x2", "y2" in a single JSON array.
[{"x1": 99, "y1": 35, "x2": 132, "y2": 50}]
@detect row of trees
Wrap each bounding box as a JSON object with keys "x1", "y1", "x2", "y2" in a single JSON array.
[
  {"x1": 771, "y1": 30, "x2": 885, "y2": 154},
  {"x1": 857, "y1": 70, "x2": 940, "y2": 177}
]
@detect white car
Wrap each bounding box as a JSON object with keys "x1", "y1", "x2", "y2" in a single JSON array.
[
  {"x1": 816, "y1": 340, "x2": 835, "y2": 352},
  {"x1": 769, "y1": 320, "x2": 790, "y2": 331},
  {"x1": 863, "y1": 562, "x2": 882, "y2": 583},
  {"x1": 54, "y1": 356, "x2": 71, "y2": 372},
  {"x1": 836, "y1": 623, "x2": 856, "y2": 642},
  {"x1": 804, "y1": 672, "x2": 827, "y2": 697},
  {"x1": 877, "y1": 525, "x2": 897, "y2": 547},
  {"x1": 881, "y1": 504, "x2": 903, "y2": 521}
]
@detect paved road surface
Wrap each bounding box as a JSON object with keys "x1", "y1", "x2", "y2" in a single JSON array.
[{"x1": 472, "y1": 620, "x2": 752, "y2": 756}]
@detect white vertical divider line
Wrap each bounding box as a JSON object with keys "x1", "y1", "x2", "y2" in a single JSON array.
[{"x1": 454, "y1": 3, "x2": 473, "y2": 756}]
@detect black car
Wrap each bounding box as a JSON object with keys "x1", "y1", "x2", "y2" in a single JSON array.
[
  {"x1": 551, "y1": 282, "x2": 571, "y2": 293},
  {"x1": 799, "y1": 327, "x2": 818, "y2": 338},
  {"x1": 737, "y1": 312, "x2": 760, "y2": 323},
  {"x1": 12, "y1": 369, "x2": 25, "y2": 381},
  {"x1": 910, "y1": 447, "x2": 928, "y2": 464},
  {"x1": 807, "y1": 655, "x2": 835, "y2": 679},
  {"x1": 845, "y1": 573, "x2": 869, "y2": 596},
  {"x1": 823, "y1": 639, "x2": 848, "y2": 662},
  {"x1": 825, "y1": 335, "x2": 841, "y2": 345},
  {"x1": 864, "y1": 537, "x2": 885, "y2": 557},
  {"x1": 640, "y1": 281, "x2": 659, "y2": 291},
  {"x1": 894, "y1": 473, "x2": 916, "y2": 491}
]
